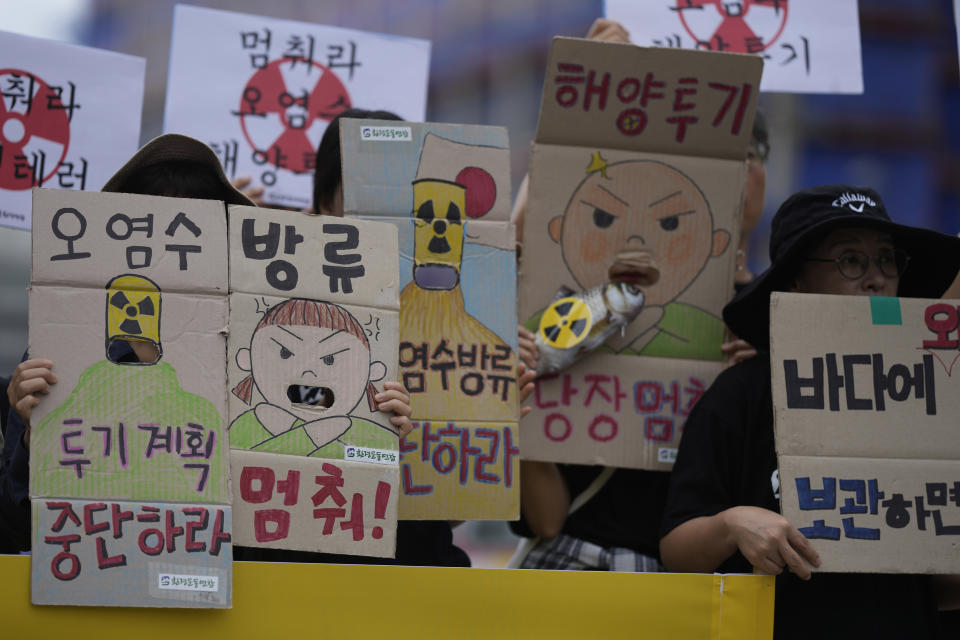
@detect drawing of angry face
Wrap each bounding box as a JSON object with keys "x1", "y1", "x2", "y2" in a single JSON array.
[
  {"x1": 248, "y1": 323, "x2": 372, "y2": 422},
  {"x1": 549, "y1": 159, "x2": 729, "y2": 308}
]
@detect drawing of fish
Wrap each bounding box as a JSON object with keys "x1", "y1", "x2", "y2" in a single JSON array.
[{"x1": 535, "y1": 281, "x2": 647, "y2": 376}]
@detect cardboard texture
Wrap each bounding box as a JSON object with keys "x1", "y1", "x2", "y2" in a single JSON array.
[
  {"x1": 227, "y1": 292, "x2": 400, "y2": 457},
  {"x1": 164, "y1": 4, "x2": 430, "y2": 210},
  {"x1": 0, "y1": 29, "x2": 145, "y2": 231},
  {"x1": 771, "y1": 292, "x2": 960, "y2": 573},
  {"x1": 519, "y1": 38, "x2": 760, "y2": 469},
  {"x1": 231, "y1": 450, "x2": 397, "y2": 556},
  {"x1": 29, "y1": 187, "x2": 232, "y2": 607},
  {"x1": 227, "y1": 207, "x2": 401, "y2": 554},
  {"x1": 341, "y1": 119, "x2": 520, "y2": 520},
  {"x1": 31, "y1": 499, "x2": 232, "y2": 608},
  {"x1": 524, "y1": 354, "x2": 724, "y2": 470},
  {"x1": 228, "y1": 204, "x2": 399, "y2": 310},
  {"x1": 31, "y1": 188, "x2": 229, "y2": 294},
  {"x1": 29, "y1": 286, "x2": 229, "y2": 503},
  {"x1": 398, "y1": 420, "x2": 520, "y2": 520}
]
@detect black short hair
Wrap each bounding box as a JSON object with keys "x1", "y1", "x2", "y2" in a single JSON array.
[
  {"x1": 312, "y1": 108, "x2": 401, "y2": 214},
  {"x1": 118, "y1": 160, "x2": 234, "y2": 201}
]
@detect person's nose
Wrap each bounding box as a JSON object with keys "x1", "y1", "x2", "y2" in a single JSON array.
[{"x1": 860, "y1": 257, "x2": 891, "y2": 294}]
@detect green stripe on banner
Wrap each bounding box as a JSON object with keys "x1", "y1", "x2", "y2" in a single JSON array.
[{"x1": 870, "y1": 297, "x2": 902, "y2": 325}]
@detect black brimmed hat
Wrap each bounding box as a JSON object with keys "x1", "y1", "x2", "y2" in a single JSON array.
[
  {"x1": 724, "y1": 184, "x2": 960, "y2": 350},
  {"x1": 102, "y1": 133, "x2": 255, "y2": 206}
]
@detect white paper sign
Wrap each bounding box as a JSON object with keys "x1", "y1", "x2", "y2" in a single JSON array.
[
  {"x1": 164, "y1": 4, "x2": 431, "y2": 210},
  {"x1": 604, "y1": 0, "x2": 864, "y2": 94},
  {"x1": 0, "y1": 30, "x2": 145, "y2": 230}
]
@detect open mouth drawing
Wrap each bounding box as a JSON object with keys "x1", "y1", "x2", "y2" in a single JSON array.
[
  {"x1": 608, "y1": 253, "x2": 660, "y2": 287},
  {"x1": 287, "y1": 385, "x2": 334, "y2": 409}
]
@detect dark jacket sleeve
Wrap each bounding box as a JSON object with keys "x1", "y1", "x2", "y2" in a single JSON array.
[
  {"x1": 0, "y1": 354, "x2": 32, "y2": 552},
  {"x1": 0, "y1": 405, "x2": 31, "y2": 552}
]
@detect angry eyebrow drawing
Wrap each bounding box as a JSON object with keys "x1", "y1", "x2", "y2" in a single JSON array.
[
  {"x1": 528, "y1": 153, "x2": 731, "y2": 360},
  {"x1": 229, "y1": 297, "x2": 398, "y2": 458}
]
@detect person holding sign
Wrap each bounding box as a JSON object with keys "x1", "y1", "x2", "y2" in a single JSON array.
[
  {"x1": 659, "y1": 184, "x2": 960, "y2": 638},
  {"x1": 512, "y1": 114, "x2": 770, "y2": 572},
  {"x1": 1, "y1": 134, "x2": 256, "y2": 554},
  {"x1": 236, "y1": 109, "x2": 469, "y2": 568}
]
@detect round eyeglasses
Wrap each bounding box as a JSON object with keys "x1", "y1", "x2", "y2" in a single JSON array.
[{"x1": 803, "y1": 249, "x2": 910, "y2": 280}]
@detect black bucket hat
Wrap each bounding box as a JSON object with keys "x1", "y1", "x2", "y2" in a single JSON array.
[
  {"x1": 724, "y1": 184, "x2": 960, "y2": 351},
  {"x1": 102, "y1": 134, "x2": 255, "y2": 206}
]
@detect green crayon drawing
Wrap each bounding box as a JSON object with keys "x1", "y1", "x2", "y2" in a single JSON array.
[{"x1": 229, "y1": 298, "x2": 398, "y2": 457}]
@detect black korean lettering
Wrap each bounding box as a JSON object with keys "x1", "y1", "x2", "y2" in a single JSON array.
[
  {"x1": 322, "y1": 223, "x2": 364, "y2": 294},
  {"x1": 50, "y1": 207, "x2": 91, "y2": 261},
  {"x1": 783, "y1": 358, "x2": 824, "y2": 410},
  {"x1": 241, "y1": 219, "x2": 280, "y2": 259}
]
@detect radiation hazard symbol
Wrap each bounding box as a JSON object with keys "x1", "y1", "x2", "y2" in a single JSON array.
[
  {"x1": 675, "y1": 0, "x2": 789, "y2": 53},
  {"x1": 105, "y1": 275, "x2": 162, "y2": 347},
  {"x1": 539, "y1": 297, "x2": 593, "y2": 350},
  {"x1": 0, "y1": 69, "x2": 71, "y2": 191},
  {"x1": 236, "y1": 59, "x2": 352, "y2": 176}
]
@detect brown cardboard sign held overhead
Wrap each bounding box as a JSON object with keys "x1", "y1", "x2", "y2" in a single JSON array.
[
  {"x1": 227, "y1": 206, "x2": 401, "y2": 557},
  {"x1": 772, "y1": 292, "x2": 960, "y2": 574},
  {"x1": 519, "y1": 38, "x2": 762, "y2": 470},
  {"x1": 340, "y1": 119, "x2": 520, "y2": 520},
  {"x1": 28, "y1": 187, "x2": 233, "y2": 607}
]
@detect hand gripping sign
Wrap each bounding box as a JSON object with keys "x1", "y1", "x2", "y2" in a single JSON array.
[
  {"x1": 772, "y1": 293, "x2": 960, "y2": 574},
  {"x1": 227, "y1": 205, "x2": 402, "y2": 557},
  {"x1": 518, "y1": 39, "x2": 760, "y2": 470},
  {"x1": 29, "y1": 188, "x2": 231, "y2": 608}
]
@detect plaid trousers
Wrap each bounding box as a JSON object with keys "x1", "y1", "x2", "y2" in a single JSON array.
[{"x1": 519, "y1": 533, "x2": 663, "y2": 572}]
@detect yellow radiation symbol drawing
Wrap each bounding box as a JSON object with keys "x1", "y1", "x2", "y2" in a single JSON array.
[
  {"x1": 105, "y1": 274, "x2": 162, "y2": 351},
  {"x1": 412, "y1": 178, "x2": 466, "y2": 269},
  {"x1": 539, "y1": 297, "x2": 592, "y2": 349}
]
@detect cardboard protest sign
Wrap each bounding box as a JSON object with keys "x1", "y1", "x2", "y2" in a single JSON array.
[
  {"x1": 227, "y1": 206, "x2": 401, "y2": 557},
  {"x1": 519, "y1": 39, "x2": 760, "y2": 470},
  {"x1": 164, "y1": 4, "x2": 430, "y2": 210},
  {"x1": 0, "y1": 30, "x2": 145, "y2": 230},
  {"x1": 31, "y1": 499, "x2": 232, "y2": 607},
  {"x1": 231, "y1": 450, "x2": 398, "y2": 555},
  {"x1": 604, "y1": 0, "x2": 863, "y2": 94},
  {"x1": 771, "y1": 292, "x2": 960, "y2": 573},
  {"x1": 340, "y1": 119, "x2": 519, "y2": 520},
  {"x1": 29, "y1": 188, "x2": 232, "y2": 606}
]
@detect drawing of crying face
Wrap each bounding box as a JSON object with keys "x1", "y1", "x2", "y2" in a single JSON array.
[
  {"x1": 412, "y1": 178, "x2": 466, "y2": 269},
  {"x1": 247, "y1": 324, "x2": 372, "y2": 422},
  {"x1": 550, "y1": 160, "x2": 729, "y2": 307}
]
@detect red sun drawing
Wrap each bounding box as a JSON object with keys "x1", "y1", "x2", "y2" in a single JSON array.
[
  {"x1": 0, "y1": 69, "x2": 71, "y2": 191},
  {"x1": 675, "y1": 0, "x2": 789, "y2": 53},
  {"x1": 455, "y1": 166, "x2": 497, "y2": 219},
  {"x1": 236, "y1": 59, "x2": 351, "y2": 175}
]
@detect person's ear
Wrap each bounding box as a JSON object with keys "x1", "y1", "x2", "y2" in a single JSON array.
[
  {"x1": 548, "y1": 216, "x2": 563, "y2": 243},
  {"x1": 368, "y1": 360, "x2": 387, "y2": 382},
  {"x1": 236, "y1": 347, "x2": 252, "y2": 372},
  {"x1": 711, "y1": 229, "x2": 731, "y2": 257}
]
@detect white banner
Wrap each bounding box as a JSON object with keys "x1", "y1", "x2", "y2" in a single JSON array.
[
  {"x1": 0, "y1": 30, "x2": 145, "y2": 230},
  {"x1": 605, "y1": 0, "x2": 864, "y2": 94},
  {"x1": 164, "y1": 4, "x2": 431, "y2": 210}
]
